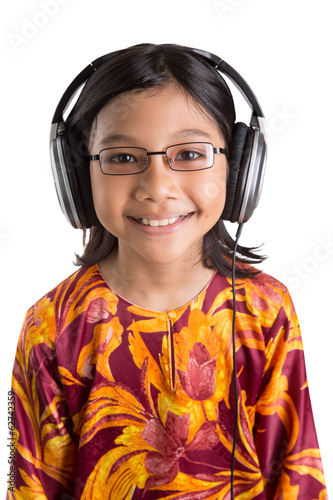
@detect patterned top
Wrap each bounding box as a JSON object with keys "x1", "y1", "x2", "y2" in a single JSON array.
[{"x1": 8, "y1": 264, "x2": 327, "y2": 499}]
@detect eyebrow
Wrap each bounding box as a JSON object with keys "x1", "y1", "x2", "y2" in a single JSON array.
[
  {"x1": 97, "y1": 129, "x2": 215, "y2": 148},
  {"x1": 172, "y1": 128, "x2": 215, "y2": 141},
  {"x1": 97, "y1": 134, "x2": 136, "y2": 147}
]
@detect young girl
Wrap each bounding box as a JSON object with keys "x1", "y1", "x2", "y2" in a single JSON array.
[{"x1": 8, "y1": 44, "x2": 327, "y2": 499}]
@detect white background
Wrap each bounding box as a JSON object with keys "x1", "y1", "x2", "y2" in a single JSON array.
[{"x1": 1, "y1": 0, "x2": 332, "y2": 495}]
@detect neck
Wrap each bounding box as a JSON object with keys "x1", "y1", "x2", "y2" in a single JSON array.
[{"x1": 99, "y1": 246, "x2": 215, "y2": 312}]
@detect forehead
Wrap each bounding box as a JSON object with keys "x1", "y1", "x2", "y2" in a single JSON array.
[{"x1": 90, "y1": 85, "x2": 223, "y2": 148}]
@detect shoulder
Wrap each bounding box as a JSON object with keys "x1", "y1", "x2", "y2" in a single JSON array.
[
  {"x1": 31, "y1": 264, "x2": 102, "y2": 306},
  {"x1": 246, "y1": 270, "x2": 297, "y2": 329},
  {"x1": 241, "y1": 268, "x2": 291, "y2": 303},
  {"x1": 23, "y1": 264, "x2": 113, "y2": 338},
  {"x1": 216, "y1": 268, "x2": 297, "y2": 330}
]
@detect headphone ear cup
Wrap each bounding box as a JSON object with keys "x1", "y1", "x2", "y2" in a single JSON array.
[
  {"x1": 50, "y1": 131, "x2": 83, "y2": 229},
  {"x1": 222, "y1": 122, "x2": 249, "y2": 222},
  {"x1": 50, "y1": 127, "x2": 97, "y2": 229},
  {"x1": 62, "y1": 133, "x2": 99, "y2": 228},
  {"x1": 222, "y1": 122, "x2": 266, "y2": 224}
]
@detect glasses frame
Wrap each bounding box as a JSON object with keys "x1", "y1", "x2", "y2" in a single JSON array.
[{"x1": 89, "y1": 142, "x2": 226, "y2": 176}]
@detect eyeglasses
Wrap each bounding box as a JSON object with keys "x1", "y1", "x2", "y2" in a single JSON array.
[{"x1": 89, "y1": 142, "x2": 226, "y2": 176}]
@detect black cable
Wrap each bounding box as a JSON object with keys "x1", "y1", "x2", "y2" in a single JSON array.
[{"x1": 230, "y1": 222, "x2": 244, "y2": 499}]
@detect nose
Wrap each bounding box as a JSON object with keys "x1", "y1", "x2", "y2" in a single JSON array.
[{"x1": 134, "y1": 154, "x2": 181, "y2": 203}]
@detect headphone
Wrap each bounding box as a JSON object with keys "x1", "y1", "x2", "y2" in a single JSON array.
[{"x1": 50, "y1": 44, "x2": 267, "y2": 230}]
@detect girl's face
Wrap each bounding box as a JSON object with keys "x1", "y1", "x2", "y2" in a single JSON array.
[{"x1": 89, "y1": 85, "x2": 228, "y2": 269}]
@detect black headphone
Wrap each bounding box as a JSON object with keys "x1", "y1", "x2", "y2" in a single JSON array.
[{"x1": 50, "y1": 45, "x2": 267, "y2": 229}]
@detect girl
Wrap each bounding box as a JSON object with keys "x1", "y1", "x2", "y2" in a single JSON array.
[{"x1": 8, "y1": 44, "x2": 327, "y2": 499}]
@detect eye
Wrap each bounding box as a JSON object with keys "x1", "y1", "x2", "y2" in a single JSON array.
[
  {"x1": 104, "y1": 153, "x2": 138, "y2": 164},
  {"x1": 174, "y1": 149, "x2": 203, "y2": 161}
]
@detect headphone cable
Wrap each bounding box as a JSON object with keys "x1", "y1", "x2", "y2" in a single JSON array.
[{"x1": 230, "y1": 222, "x2": 244, "y2": 499}]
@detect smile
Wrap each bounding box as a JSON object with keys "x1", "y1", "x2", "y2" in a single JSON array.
[{"x1": 133, "y1": 214, "x2": 189, "y2": 227}]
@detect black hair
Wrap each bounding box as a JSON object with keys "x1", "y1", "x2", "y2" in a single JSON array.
[{"x1": 64, "y1": 43, "x2": 265, "y2": 277}]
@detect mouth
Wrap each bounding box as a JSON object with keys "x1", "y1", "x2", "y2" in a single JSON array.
[{"x1": 132, "y1": 214, "x2": 191, "y2": 227}]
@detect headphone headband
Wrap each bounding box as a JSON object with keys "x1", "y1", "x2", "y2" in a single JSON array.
[
  {"x1": 51, "y1": 48, "x2": 129, "y2": 125},
  {"x1": 51, "y1": 45, "x2": 265, "y2": 126}
]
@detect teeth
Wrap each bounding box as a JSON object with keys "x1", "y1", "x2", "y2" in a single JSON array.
[
  {"x1": 158, "y1": 219, "x2": 169, "y2": 226},
  {"x1": 135, "y1": 215, "x2": 187, "y2": 227},
  {"x1": 149, "y1": 219, "x2": 159, "y2": 227}
]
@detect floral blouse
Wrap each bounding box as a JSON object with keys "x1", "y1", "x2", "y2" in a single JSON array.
[{"x1": 8, "y1": 264, "x2": 327, "y2": 499}]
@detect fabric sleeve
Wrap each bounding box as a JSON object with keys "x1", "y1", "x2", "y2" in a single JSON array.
[
  {"x1": 7, "y1": 302, "x2": 77, "y2": 500},
  {"x1": 253, "y1": 289, "x2": 327, "y2": 499}
]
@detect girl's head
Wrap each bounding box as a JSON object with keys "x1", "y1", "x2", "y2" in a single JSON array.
[
  {"x1": 64, "y1": 43, "x2": 263, "y2": 276},
  {"x1": 88, "y1": 83, "x2": 228, "y2": 269}
]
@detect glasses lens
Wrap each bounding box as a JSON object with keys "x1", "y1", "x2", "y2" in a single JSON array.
[
  {"x1": 99, "y1": 148, "x2": 147, "y2": 175},
  {"x1": 167, "y1": 143, "x2": 214, "y2": 171}
]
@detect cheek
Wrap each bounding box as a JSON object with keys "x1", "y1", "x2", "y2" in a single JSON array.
[
  {"x1": 90, "y1": 172, "x2": 122, "y2": 223},
  {"x1": 201, "y1": 181, "x2": 226, "y2": 205},
  {"x1": 193, "y1": 167, "x2": 227, "y2": 214}
]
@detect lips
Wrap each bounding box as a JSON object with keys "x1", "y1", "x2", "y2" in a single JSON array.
[{"x1": 133, "y1": 214, "x2": 190, "y2": 227}]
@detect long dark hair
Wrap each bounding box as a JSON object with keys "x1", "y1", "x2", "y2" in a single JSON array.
[{"x1": 64, "y1": 43, "x2": 265, "y2": 277}]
